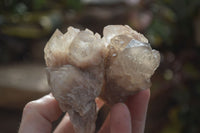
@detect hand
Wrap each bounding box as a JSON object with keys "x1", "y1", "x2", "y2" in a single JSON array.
[{"x1": 18, "y1": 89, "x2": 150, "y2": 133}]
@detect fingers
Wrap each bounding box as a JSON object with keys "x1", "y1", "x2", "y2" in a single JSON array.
[
  {"x1": 18, "y1": 89, "x2": 150, "y2": 133},
  {"x1": 54, "y1": 113, "x2": 75, "y2": 133},
  {"x1": 97, "y1": 89, "x2": 150, "y2": 133},
  {"x1": 110, "y1": 103, "x2": 132, "y2": 133},
  {"x1": 126, "y1": 89, "x2": 150, "y2": 133},
  {"x1": 99, "y1": 103, "x2": 132, "y2": 133},
  {"x1": 19, "y1": 94, "x2": 62, "y2": 133}
]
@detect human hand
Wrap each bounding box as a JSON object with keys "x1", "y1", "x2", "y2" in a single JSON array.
[{"x1": 18, "y1": 89, "x2": 150, "y2": 133}]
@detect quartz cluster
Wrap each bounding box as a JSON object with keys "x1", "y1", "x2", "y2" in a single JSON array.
[{"x1": 44, "y1": 25, "x2": 160, "y2": 133}]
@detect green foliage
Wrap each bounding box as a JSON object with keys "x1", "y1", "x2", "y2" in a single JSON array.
[
  {"x1": 161, "y1": 107, "x2": 182, "y2": 133},
  {"x1": 146, "y1": 17, "x2": 173, "y2": 47},
  {"x1": 146, "y1": 0, "x2": 200, "y2": 49},
  {"x1": 32, "y1": 0, "x2": 47, "y2": 10},
  {"x1": 146, "y1": 0, "x2": 200, "y2": 133},
  {"x1": 65, "y1": 0, "x2": 82, "y2": 10},
  {"x1": 0, "y1": 0, "x2": 82, "y2": 14}
]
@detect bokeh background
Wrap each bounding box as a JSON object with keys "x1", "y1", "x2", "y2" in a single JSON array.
[{"x1": 0, "y1": 0, "x2": 200, "y2": 132}]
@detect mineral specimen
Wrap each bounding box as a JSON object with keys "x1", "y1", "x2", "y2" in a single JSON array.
[
  {"x1": 44, "y1": 25, "x2": 160, "y2": 133},
  {"x1": 101, "y1": 25, "x2": 160, "y2": 104},
  {"x1": 45, "y1": 27, "x2": 104, "y2": 133}
]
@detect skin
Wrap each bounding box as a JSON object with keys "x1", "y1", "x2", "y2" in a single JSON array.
[{"x1": 18, "y1": 89, "x2": 150, "y2": 133}]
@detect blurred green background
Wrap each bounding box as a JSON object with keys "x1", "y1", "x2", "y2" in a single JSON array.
[{"x1": 0, "y1": 0, "x2": 200, "y2": 133}]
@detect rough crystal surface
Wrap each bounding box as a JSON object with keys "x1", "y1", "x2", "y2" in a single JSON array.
[
  {"x1": 44, "y1": 25, "x2": 160, "y2": 133},
  {"x1": 45, "y1": 27, "x2": 104, "y2": 133},
  {"x1": 46, "y1": 65, "x2": 101, "y2": 133}
]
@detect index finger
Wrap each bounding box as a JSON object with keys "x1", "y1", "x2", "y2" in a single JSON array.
[{"x1": 19, "y1": 94, "x2": 62, "y2": 133}]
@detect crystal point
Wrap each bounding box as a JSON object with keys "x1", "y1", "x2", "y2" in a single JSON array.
[{"x1": 44, "y1": 25, "x2": 160, "y2": 133}]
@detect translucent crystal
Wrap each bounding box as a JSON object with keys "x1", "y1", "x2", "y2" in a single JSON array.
[
  {"x1": 98, "y1": 25, "x2": 160, "y2": 104},
  {"x1": 68, "y1": 30, "x2": 104, "y2": 68},
  {"x1": 44, "y1": 27, "x2": 80, "y2": 67},
  {"x1": 46, "y1": 65, "x2": 101, "y2": 133},
  {"x1": 44, "y1": 25, "x2": 160, "y2": 133},
  {"x1": 44, "y1": 27, "x2": 105, "y2": 133}
]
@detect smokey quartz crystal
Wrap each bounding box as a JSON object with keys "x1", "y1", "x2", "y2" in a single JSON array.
[{"x1": 44, "y1": 25, "x2": 160, "y2": 133}]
